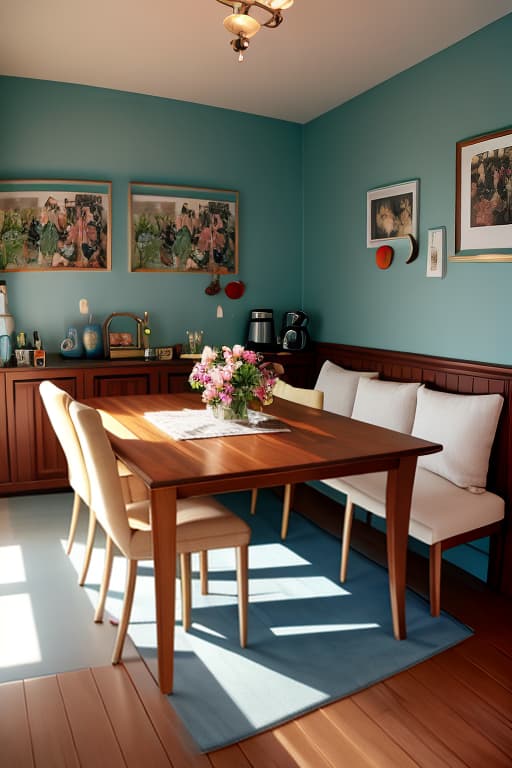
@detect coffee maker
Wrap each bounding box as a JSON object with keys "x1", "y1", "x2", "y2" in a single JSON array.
[{"x1": 281, "y1": 310, "x2": 310, "y2": 351}]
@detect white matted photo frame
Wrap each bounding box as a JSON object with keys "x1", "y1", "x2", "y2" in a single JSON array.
[
  {"x1": 426, "y1": 227, "x2": 446, "y2": 278},
  {"x1": 452, "y1": 127, "x2": 512, "y2": 262},
  {"x1": 367, "y1": 180, "x2": 419, "y2": 247},
  {"x1": 0, "y1": 179, "x2": 111, "y2": 271},
  {"x1": 129, "y1": 182, "x2": 238, "y2": 273}
]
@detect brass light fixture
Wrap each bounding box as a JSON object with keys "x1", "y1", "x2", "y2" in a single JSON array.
[{"x1": 216, "y1": 0, "x2": 294, "y2": 62}]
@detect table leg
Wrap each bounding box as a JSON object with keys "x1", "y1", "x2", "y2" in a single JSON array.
[
  {"x1": 385, "y1": 455, "x2": 417, "y2": 640},
  {"x1": 150, "y1": 486, "x2": 177, "y2": 694}
]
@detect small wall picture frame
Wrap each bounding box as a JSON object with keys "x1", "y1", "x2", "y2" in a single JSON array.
[
  {"x1": 426, "y1": 227, "x2": 446, "y2": 278},
  {"x1": 366, "y1": 179, "x2": 419, "y2": 247}
]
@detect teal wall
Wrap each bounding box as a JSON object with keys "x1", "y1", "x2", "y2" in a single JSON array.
[
  {"x1": 2, "y1": 15, "x2": 510, "y2": 362},
  {"x1": 303, "y1": 14, "x2": 512, "y2": 366},
  {"x1": 0, "y1": 77, "x2": 303, "y2": 352}
]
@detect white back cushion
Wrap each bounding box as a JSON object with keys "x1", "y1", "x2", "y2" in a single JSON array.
[
  {"x1": 314, "y1": 360, "x2": 379, "y2": 416},
  {"x1": 352, "y1": 378, "x2": 422, "y2": 433},
  {"x1": 412, "y1": 387, "x2": 503, "y2": 489}
]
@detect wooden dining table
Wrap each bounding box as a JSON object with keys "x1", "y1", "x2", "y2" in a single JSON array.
[{"x1": 86, "y1": 391, "x2": 442, "y2": 694}]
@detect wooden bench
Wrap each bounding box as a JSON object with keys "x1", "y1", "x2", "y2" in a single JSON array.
[{"x1": 309, "y1": 343, "x2": 512, "y2": 601}]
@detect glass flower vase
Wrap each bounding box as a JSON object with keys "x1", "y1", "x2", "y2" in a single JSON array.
[{"x1": 210, "y1": 398, "x2": 249, "y2": 421}]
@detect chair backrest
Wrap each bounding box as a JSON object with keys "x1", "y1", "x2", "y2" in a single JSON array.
[
  {"x1": 39, "y1": 380, "x2": 90, "y2": 504},
  {"x1": 314, "y1": 360, "x2": 379, "y2": 416},
  {"x1": 69, "y1": 400, "x2": 134, "y2": 556},
  {"x1": 273, "y1": 379, "x2": 324, "y2": 409}
]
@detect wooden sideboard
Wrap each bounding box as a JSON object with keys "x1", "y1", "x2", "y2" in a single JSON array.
[{"x1": 0, "y1": 351, "x2": 313, "y2": 496}]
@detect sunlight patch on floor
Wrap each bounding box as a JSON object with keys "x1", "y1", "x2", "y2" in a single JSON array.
[
  {"x1": 248, "y1": 542, "x2": 311, "y2": 569},
  {"x1": 0, "y1": 594, "x2": 41, "y2": 667},
  {"x1": 270, "y1": 622, "x2": 380, "y2": 636},
  {"x1": 0, "y1": 545, "x2": 26, "y2": 584}
]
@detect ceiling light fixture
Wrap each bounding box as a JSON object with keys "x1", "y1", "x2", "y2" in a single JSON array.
[{"x1": 216, "y1": 0, "x2": 294, "y2": 62}]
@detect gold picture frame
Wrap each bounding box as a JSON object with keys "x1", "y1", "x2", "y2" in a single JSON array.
[
  {"x1": 129, "y1": 182, "x2": 238, "y2": 273},
  {"x1": 0, "y1": 179, "x2": 112, "y2": 271},
  {"x1": 451, "y1": 127, "x2": 512, "y2": 262}
]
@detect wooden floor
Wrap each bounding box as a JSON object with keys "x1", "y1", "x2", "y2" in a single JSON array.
[{"x1": 2, "y1": 489, "x2": 512, "y2": 767}]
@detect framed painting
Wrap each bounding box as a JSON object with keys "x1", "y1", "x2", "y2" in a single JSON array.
[
  {"x1": 452, "y1": 127, "x2": 512, "y2": 262},
  {"x1": 367, "y1": 180, "x2": 419, "y2": 247},
  {"x1": 129, "y1": 182, "x2": 238, "y2": 273},
  {"x1": 0, "y1": 179, "x2": 111, "y2": 271}
]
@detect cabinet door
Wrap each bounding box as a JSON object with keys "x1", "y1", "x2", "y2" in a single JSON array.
[
  {"x1": 7, "y1": 374, "x2": 79, "y2": 483},
  {"x1": 160, "y1": 371, "x2": 193, "y2": 393},
  {"x1": 0, "y1": 376, "x2": 10, "y2": 483},
  {"x1": 264, "y1": 352, "x2": 315, "y2": 388},
  {"x1": 85, "y1": 370, "x2": 159, "y2": 397}
]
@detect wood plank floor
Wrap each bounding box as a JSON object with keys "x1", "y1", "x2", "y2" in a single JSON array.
[{"x1": 1, "y1": 491, "x2": 511, "y2": 767}]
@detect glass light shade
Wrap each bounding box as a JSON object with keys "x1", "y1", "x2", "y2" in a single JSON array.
[
  {"x1": 269, "y1": 0, "x2": 294, "y2": 9},
  {"x1": 223, "y1": 13, "x2": 261, "y2": 38}
]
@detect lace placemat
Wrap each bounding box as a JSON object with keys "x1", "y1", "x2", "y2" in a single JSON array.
[{"x1": 143, "y1": 408, "x2": 291, "y2": 440}]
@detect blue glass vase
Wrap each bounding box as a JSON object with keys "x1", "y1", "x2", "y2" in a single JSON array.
[{"x1": 83, "y1": 323, "x2": 104, "y2": 359}]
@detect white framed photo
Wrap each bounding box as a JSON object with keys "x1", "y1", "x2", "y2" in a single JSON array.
[
  {"x1": 426, "y1": 227, "x2": 446, "y2": 278},
  {"x1": 367, "y1": 180, "x2": 419, "y2": 247}
]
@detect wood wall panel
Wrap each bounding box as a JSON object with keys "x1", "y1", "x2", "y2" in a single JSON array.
[{"x1": 313, "y1": 342, "x2": 512, "y2": 597}]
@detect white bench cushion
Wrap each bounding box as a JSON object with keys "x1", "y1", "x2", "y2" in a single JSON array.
[
  {"x1": 412, "y1": 387, "x2": 503, "y2": 490},
  {"x1": 322, "y1": 467, "x2": 504, "y2": 545},
  {"x1": 352, "y1": 378, "x2": 423, "y2": 433},
  {"x1": 314, "y1": 360, "x2": 378, "y2": 416}
]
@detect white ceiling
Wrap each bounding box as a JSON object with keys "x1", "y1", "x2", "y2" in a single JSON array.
[{"x1": 1, "y1": 1, "x2": 511, "y2": 124}]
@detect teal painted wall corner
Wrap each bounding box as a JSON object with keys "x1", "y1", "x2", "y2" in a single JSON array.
[
  {"x1": 0, "y1": 77, "x2": 303, "y2": 352},
  {"x1": 303, "y1": 13, "x2": 512, "y2": 366}
]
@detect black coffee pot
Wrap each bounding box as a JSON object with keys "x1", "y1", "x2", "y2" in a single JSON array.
[{"x1": 281, "y1": 311, "x2": 310, "y2": 351}]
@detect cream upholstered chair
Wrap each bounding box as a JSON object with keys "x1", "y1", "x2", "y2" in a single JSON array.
[
  {"x1": 39, "y1": 380, "x2": 147, "y2": 586},
  {"x1": 250, "y1": 379, "x2": 324, "y2": 539},
  {"x1": 69, "y1": 399, "x2": 251, "y2": 663}
]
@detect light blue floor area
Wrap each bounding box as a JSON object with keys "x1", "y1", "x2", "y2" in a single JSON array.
[{"x1": 0, "y1": 493, "x2": 118, "y2": 684}]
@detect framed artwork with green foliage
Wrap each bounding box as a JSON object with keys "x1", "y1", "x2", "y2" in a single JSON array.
[
  {"x1": 0, "y1": 179, "x2": 111, "y2": 271},
  {"x1": 129, "y1": 182, "x2": 238, "y2": 273}
]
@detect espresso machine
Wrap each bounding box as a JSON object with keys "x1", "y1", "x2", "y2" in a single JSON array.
[{"x1": 280, "y1": 310, "x2": 311, "y2": 351}]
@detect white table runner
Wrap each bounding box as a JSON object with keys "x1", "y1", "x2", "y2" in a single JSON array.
[{"x1": 143, "y1": 408, "x2": 291, "y2": 440}]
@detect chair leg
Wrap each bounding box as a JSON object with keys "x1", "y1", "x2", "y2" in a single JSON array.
[
  {"x1": 281, "y1": 484, "x2": 294, "y2": 539},
  {"x1": 250, "y1": 488, "x2": 258, "y2": 515},
  {"x1": 112, "y1": 559, "x2": 138, "y2": 665},
  {"x1": 200, "y1": 550, "x2": 208, "y2": 595},
  {"x1": 429, "y1": 543, "x2": 442, "y2": 617},
  {"x1": 78, "y1": 506, "x2": 97, "y2": 586},
  {"x1": 236, "y1": 544, "x2": 249, "y2": 648},
  {"x1": 66, "y1": 492, "x2": 82, "y2": 555},
  {"x1": 94, "y1": 535, "x2": 114, "y2": 623},
  {"x1": 340, "y1": 497, "x2": 354, "y2": 583},
  {"x1": 180, "y1": 552, "x2": 192, "y2": 632}
]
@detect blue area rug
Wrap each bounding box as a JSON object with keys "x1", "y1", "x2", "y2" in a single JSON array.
[
  {"x1": 0, "y1": 490, "x2": 472, "y2": 752},
  {"x1": 127, "y1": 490, "x2": 473, "y2": 752}
]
